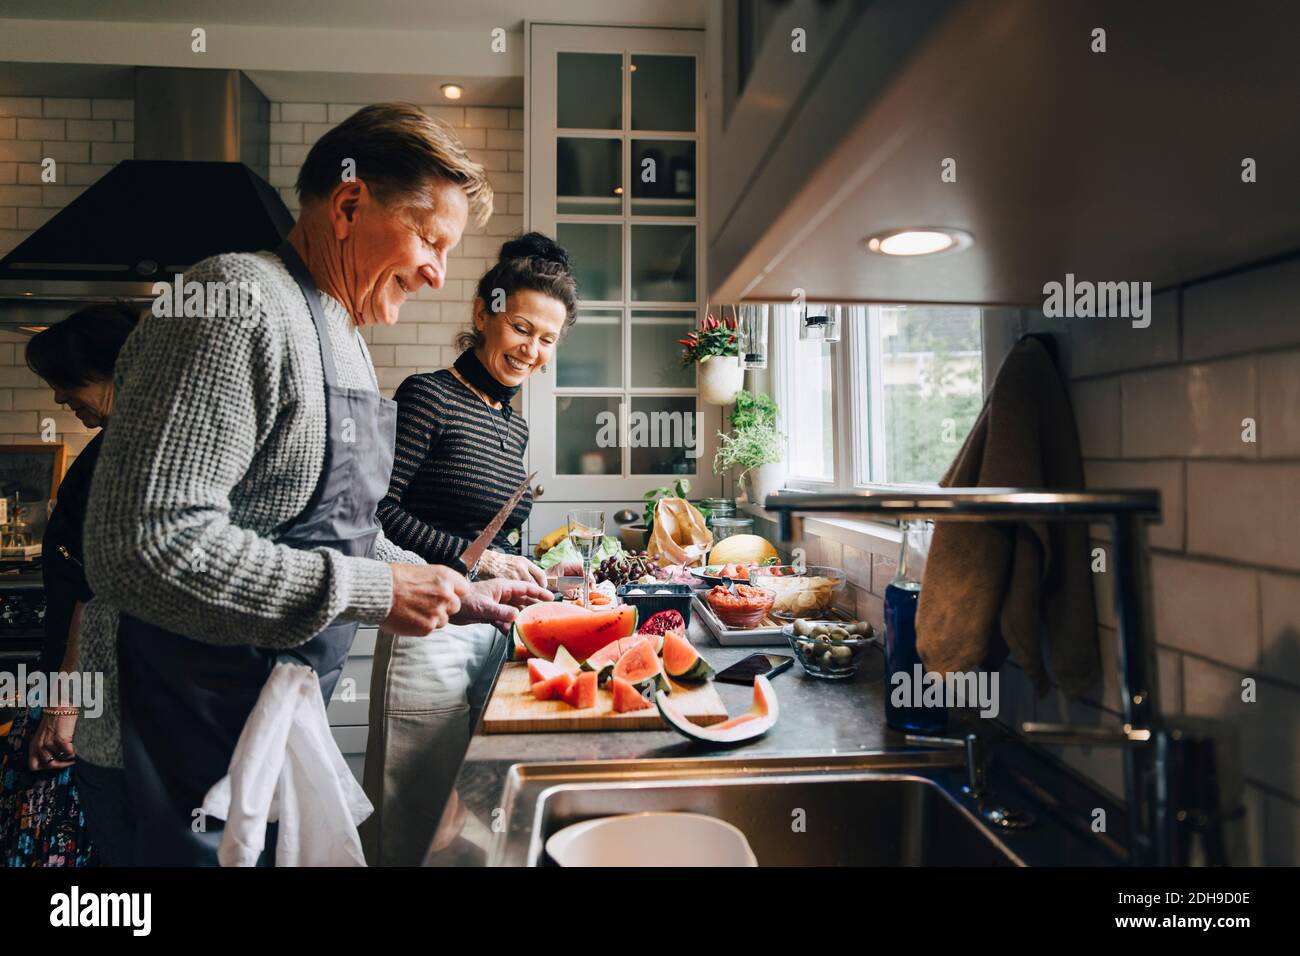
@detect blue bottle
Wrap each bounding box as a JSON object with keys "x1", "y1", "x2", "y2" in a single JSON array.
[{"x1": 883, "y1": 520, "x2": 948, "y2": 733}]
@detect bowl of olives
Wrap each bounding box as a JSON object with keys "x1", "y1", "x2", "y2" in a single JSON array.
[{"x1": 784, "y1": 619, "x2": 876, "y2": 680}]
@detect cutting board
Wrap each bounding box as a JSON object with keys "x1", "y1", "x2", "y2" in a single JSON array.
[{"x1": 483, "y1": 663, "x2": 729, "y2": 732}]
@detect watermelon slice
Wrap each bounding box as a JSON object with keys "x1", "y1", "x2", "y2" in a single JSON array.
[
  {"x1": 655, "y1": 676, "x2": 778, "y2": 745},
  {"x1": 514, "y1": 602, "x2": 638, "y2": 662},
  {"x1": 531, "y1": 671, "x2": 576, "y2": 702},
  {"x1": 527, "y1": 658, "x2": 566, "y2": 685},
  {"x1": 613, "y1": 637, "x2": 670, "y2": 693},
  {"x1": 512, "y1": 635, "x2": 529, "y2": 661},
  {"x1": 562, "y1": 670, "x2": 598, "y2": 709},
  {"x1": 611, "y1": 675, "x2": 653, "y2": 713},
  {"x1": 553, "y1": 645, "x2": 582, "y2": 674},
  {"x1": 661, "y1": 628, "x2": 715, "y2": 682}
]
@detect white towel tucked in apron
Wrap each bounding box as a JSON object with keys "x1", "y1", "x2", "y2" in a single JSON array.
[{"x1": 202, "y1": 663, "x2": 373, "y2": 867}]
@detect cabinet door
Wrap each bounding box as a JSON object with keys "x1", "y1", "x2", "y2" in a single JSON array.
[{"x1": 527, "y1": 24, "x2": 721, "y2": 504}]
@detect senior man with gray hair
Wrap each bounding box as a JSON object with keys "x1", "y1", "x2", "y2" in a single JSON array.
[{"x1": 72, "y1": 103, "x2": 550, "y2": 866}]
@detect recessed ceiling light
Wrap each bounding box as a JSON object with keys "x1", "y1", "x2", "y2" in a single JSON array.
[
  {"x1": 441, "y1": 83, "x2": 464, "y2": 100},
  {"x1": 863, "y1": 227, "x2": 972, "y2": 257}
]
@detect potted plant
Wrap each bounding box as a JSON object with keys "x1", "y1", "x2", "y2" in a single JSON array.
[
  {"x1": 713, "y1": 392, "x2": 787, "y2": 506},
  {"x1": 680, "y1": 310, "x2": 743, "y2": 404}
]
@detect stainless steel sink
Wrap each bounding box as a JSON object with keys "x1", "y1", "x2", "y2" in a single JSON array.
[
  {"x1": 529, "y1": 772, "x2": 1022, "y2": 866},
  {"x1": 484, "y1": 753, "x2": 1023, "y2": 866}
]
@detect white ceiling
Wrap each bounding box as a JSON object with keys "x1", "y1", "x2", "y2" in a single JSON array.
[{"x1": 0, "y1": 0, "x2": 707, "y2": 31}]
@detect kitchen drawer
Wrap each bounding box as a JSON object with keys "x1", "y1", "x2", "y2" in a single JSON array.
[
  {"x1": 326, "y1": 626, "x2": 377, "y2": 726},
  {"x1": 330, "y1": 724, "x2": 368, "y2": 755}
]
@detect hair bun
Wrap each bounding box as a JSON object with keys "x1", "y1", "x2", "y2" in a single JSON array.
[{"x1": 499, "y1": 232, "x2": 570, "y2": 272}]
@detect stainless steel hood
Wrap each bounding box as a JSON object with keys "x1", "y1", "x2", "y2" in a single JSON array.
[{"x1": 0, "y1": 67, "x2": 293, "y2": 320}]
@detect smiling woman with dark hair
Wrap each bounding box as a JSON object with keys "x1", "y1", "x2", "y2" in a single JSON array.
[{"x1": 365, "y1": 232, "x2": 578, "y2": 866}]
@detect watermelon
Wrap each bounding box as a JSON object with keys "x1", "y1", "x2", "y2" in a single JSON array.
[
  {"x1": 553, "y1": 645, "x2": 581, "y2": 674},
  {"x1": 531, "y1": 671, "x2": 576, "y2": 702},
  {"x1": 527, "y1": 658, "x2": 566, "y2": 684},
  {"x1": 562, "y1": 670, "x2": 598, "y2": 709},
  {"x1": 514, "y1": 602, "x2": 638, "y2": 662},
  {"x1": 512, "y1": 635, "x2": 529, "y2": 661},
  {"x1": 613, "y1": 637, "x2": 669, "y2": 693},
  {"x1": 661, "y1": 628, "x2": 715, "y2": 682},
  {"x1": 655, "y1": 675, "x2": 778, "y2": 745},
  {"x1": 611, "y1": 675, "x2": 653, "y2": 713}
]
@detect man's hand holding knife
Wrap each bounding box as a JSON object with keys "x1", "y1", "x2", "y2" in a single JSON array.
[{"x1": 381, "y1": 472, "x2": 552, "y2": 636}]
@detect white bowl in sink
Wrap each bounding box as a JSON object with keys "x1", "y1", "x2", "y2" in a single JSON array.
[{"x1": 545, "y1": 812, "x2": 758, "y2": 867}]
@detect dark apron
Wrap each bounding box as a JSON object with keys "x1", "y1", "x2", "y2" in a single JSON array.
[{"x1": 117, "y1": 242, "x2": 397, "y2": 866}]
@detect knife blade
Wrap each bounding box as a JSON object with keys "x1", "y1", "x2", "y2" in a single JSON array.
[{"x1": 458, "y1": 471, "x2": 537, "y2": 580}]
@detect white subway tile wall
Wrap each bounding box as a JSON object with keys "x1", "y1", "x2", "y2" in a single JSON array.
[
  {"x1": 0, "y1": 97, "x2": 524, "y2": 463},
  {"x1": 1023, "y1": 256, "x2": 1300, "y2": 862},
  {"x1": 0, "y1": 96, "x2": 136, "y2": 460}
]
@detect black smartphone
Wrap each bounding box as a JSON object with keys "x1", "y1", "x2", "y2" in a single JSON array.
[{"x1": 714, "y1": 653, "x2": 794, "y2": 685}]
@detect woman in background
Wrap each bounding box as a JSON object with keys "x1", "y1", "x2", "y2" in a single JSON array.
[{"x1": 0, "y1": 302, "x2": 137, "y2": 867}]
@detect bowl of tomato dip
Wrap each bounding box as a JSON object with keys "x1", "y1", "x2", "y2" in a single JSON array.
[{"x1": 704, "y1": 583, "x2": 776, "y2": 629}]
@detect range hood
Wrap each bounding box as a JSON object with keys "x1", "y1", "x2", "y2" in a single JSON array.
[{"x1": 0, "y1": 67, "x2": 293, "y2": 320}]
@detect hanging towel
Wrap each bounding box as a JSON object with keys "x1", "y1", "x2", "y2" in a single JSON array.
[
  {"x1": 915, "y1": 336, "x2": 1099, "y2": 697},
  {"x1": 202, "y1": 662, "x2": 373, "y2": 867}
]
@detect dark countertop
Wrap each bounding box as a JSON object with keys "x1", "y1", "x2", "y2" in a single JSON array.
[{"x1": 424, "y1": 615, "x2": 917, "y2": 865}]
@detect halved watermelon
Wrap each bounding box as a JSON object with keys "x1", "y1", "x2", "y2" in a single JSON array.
[
  {"x1": 613, "y1": 637, "x2": 669, "y2": 693},
  {"x1": 661, "y1": 628, "x2": 715, "y2": 682},
  {"x1": 656, "y1": 675, "x2": 778, "y2": 745},
  {"x1": 562, "y1": 670, "x2": 598, "y2": 709},
  {"x1": 514, "y1": 602, "x2": 638, "y2": 662},
  {"x1": 611, "y1": 675, "x2": 653, "y2": 713},
  {"x1": 531, "y1": 671, "x2": 576, "y2": 702}
]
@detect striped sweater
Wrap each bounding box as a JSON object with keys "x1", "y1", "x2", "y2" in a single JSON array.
[{"x1": 378, "y1": 369, "x2": 533, "y2": 565}]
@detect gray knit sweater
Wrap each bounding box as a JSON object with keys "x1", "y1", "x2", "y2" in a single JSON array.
[{"x1": 79, "y1": 250, "x2": 422, "y2": 769}]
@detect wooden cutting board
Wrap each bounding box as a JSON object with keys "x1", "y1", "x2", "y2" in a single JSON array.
[{"x1": 483, "y1": 663, "x2": 729, "y2": 732}]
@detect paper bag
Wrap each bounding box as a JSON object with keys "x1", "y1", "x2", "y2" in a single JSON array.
[{"x1": 647, "y1": 497, "x2": 714, "y2": 568}]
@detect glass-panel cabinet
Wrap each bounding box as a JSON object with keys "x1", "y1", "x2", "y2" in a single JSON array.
[{"x1": 527, "y1": 24, "x2": 717, "y2": 540}]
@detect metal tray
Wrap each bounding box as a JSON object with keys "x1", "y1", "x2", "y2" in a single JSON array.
[{"x1": 692, "y1": 596, "x2": 861, "y2": 647}]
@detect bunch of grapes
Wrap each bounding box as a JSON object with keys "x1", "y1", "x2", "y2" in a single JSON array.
[{"x1": 594, "y1": 550, "x2": 656, "y2": 586}]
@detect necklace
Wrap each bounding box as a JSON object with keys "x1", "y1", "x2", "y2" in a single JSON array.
[{"x1": 454, "y1": 367, "x2": 511, "y2": 451}]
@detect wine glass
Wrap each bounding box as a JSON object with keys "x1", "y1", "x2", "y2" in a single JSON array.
[{"x1": 566, "y1": 509, "x2": 606, "y2": 607}]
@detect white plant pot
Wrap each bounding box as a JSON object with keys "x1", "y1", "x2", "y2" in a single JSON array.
[
  {"x1": 696, "y1": 355, "x2": 744, "y2": 405},
  {"x1": 745, "y1": 461, "x2": 786, "y2": 507}
]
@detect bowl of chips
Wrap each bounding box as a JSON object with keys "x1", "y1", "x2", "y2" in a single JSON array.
[{"x1": 748, "y1": 565, "x2": 845, "y2": 620}]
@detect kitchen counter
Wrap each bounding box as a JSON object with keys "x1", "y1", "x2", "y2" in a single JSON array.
[{"x1": 423, "y1": 615, "x2": 926, "y2": 865}]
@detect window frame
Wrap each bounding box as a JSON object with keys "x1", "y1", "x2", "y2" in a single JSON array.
[{"x1": 772, "y1": 304, "x2": 992, "y2": 496}]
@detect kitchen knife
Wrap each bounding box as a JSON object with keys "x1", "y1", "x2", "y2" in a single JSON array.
[{"x1": 458, "y1": 471, "x2": 537, "y2": 580}]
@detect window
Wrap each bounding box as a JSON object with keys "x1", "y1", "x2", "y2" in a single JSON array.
[
  {"x1": 774, "y1": 309, "x2": 836, "y2": 483},
  {"x1": 774, "y1": 305, "x2": 984, "y2": 492}
]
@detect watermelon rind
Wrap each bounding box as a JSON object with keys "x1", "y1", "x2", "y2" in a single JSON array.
[
  {"x1": 553, "y1": 645, "x2": 581, "y2": 674},
  {"x1": 655, "y1": 676, "x2": 778, "y2": 746}
]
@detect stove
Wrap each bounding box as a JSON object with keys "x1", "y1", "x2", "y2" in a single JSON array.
[{"x1": 0, "y1": 559, "x2": 45, "y2": 678}]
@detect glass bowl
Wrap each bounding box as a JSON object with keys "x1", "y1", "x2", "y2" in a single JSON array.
[
  {"x1": 704, "y1": 584, "x2": 776, "y2": 629},
  {"x1": 784, "y1": 619, "x2": 876, "y2": 679},
  {"x1": 749, "y1": 565, "x2": 846, "y2": 620}
]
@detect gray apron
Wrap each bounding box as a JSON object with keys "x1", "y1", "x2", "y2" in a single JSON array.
[{"x1": 117, "y1": 242, "x2": 397, "y2": 866}]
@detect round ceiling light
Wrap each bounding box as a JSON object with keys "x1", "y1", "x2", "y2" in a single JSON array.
[
  {"x1": 440, "y1": 83, "x2": 464, "y2": 100},
  {"x1": 863, "y1": 227, "x2": 972, "y2": 257}
]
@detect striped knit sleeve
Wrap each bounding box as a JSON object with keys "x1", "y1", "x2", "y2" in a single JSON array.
[{"x1": 377, "y1": 374, "x2": 473, "y2": 566}]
